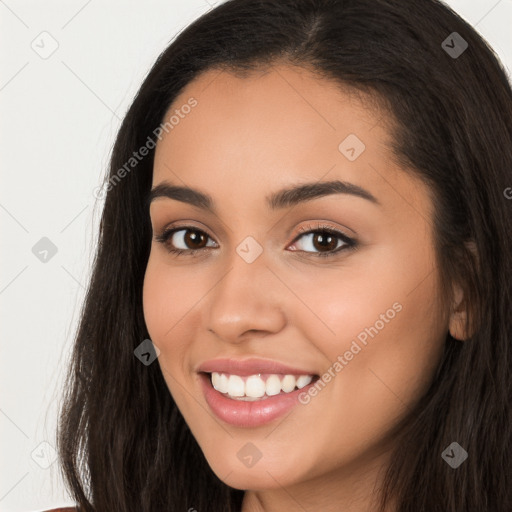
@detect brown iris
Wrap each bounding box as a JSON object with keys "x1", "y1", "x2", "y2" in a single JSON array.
[
  {"x1": 309, "y1": 232, "x2": 338, "y2": 253},
  {"x1": 184, "y1": 229, "x2": 209, "y2": 249}
]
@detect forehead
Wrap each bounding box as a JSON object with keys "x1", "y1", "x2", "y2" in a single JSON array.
[
  {"x1": 151, "y1": 63, "x2": 428, "y2": 220},
  {"x1": 155, "y1": 64, "x2": 389, "y2": 163}
]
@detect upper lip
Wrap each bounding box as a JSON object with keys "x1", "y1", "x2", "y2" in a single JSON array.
[{"x1": 197, "y1": 357, "x2": 318, "y2": 377}]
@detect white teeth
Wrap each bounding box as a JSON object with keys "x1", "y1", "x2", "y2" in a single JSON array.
[
  {"x1": 212, "y1": 372, "x2": 221, "y2": 389},
  {"x1": 265, "y1": 375, "x2": 282, "y2": 396},
  {"x1": 281, "y1": 374, "x2": 296, "y2": 393},
  {"x1": 296, "y1": 375, "x2": 313, "y2": 389},
  {"x1": 210, "y1": 372, "x2": 315, "y2": 400},
  {"x1": 245, "y1": 375, "x2": 266, "y2": 398},
  {"x1": 211, "y1": 372, "x2": 229, "y2": 394},
  {"x1": 227, "y1": 375, "x2": 245, "y2": 397},
  {"x1": 218, "y1": 373, "x2": 229, "y2": 393}
]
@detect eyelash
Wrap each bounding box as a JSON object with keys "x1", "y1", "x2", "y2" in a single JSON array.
[{"x1": 154, "y1": 222, "x2": 357, "y2": 259}]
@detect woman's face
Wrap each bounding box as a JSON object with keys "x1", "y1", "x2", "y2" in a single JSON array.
[{"x1": 143, "y1": 64, "x2": 453, "y2": 494}]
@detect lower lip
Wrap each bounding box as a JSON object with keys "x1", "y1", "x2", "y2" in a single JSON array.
[{"x1": 199, "y1": 372, "x2": 317, "y2": 428}]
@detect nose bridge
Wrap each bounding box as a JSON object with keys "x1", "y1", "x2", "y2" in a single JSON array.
[{"x1": 205, "y1": 236, "x2": 286, "y2": 341}]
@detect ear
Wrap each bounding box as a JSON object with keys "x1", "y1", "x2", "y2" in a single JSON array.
[
  {"x1": 448, "y1": 282, "x2": 469, "y2": 341},
  {"x1": 448, "y1": 240, "x2": 478, "y2": 341}
]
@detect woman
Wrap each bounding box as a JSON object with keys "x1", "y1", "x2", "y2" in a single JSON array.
[{"x1": 53, "y1": 0, "x2": 512, "y2": 510}]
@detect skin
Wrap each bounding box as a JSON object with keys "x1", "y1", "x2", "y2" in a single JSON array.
[{"x1": 142, "y1": 63, "x2": 468, "y2": 512}]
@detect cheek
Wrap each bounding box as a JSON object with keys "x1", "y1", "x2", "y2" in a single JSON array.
[
  {"x1": 142, "y1": 261, "x2": 169, "y2": 342},
  {"x1": 142, "y1": 254, "x2": 212, "y2": 393},
  {"x1": 142, "y1": 257, "x2": 194, "y2": 404},
  {"x1": 307, "y1": 249, "x2": 445, "y2": 417},
  {"x1": 142, "y1": 254, "x2": 200, "y2": 342},
  {"x1": 142, "y1": 256, "x2": 192, "y2": 388},
  {"x1": 292, "y1": 240, "x2": 445, "y2": 399}
]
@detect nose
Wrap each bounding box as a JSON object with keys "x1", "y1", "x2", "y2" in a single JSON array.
[{"x1": 205, "y1": 243, "x2": 287, "y2": 344}]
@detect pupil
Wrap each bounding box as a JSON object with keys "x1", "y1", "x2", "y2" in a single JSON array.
[{"x1": 315, "y1": 233, "x2": 336, "y2": 252}]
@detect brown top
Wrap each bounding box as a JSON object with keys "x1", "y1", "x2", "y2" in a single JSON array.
[{"x1": 43, "y1": 508, "x2": 77, "y2": 512}]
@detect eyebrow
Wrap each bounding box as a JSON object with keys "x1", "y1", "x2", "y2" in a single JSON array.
[{"x1": 147, "y1": 179, "x2": 380, "y2": 213}]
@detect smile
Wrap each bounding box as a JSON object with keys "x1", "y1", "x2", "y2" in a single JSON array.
[
  {"x1": 210, "y1": 372, "x2": 315, "y2": 400},
  {"x1": 199, "y1": 371, "x2": 320, "y2": 427}
]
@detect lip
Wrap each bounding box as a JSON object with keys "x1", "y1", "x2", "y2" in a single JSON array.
[
  {"x1": 198, "y1": 372, "x2": 319, "y2": 428},
  {"x1": 196, "y1": 357, "x2": 317, "y2": 377}
]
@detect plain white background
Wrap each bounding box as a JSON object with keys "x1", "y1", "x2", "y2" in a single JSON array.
[{"x1": 1, "y1": 1, "x2": 511, "y2": 510}]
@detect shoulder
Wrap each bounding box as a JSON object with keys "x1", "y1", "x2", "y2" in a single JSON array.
[{"x1": 42, "y1": 508, "x2": 78, "y2": 512}]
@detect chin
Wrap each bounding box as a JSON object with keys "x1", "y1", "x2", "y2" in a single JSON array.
[
  {"x1": 217, "y1": 466, "x2": 298, "y2": 491},
  {"x1": 201, "y1": 447, "x2": 307, "y2": 491}
]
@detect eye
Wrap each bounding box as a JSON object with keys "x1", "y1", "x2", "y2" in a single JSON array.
[
  {"x1": 289, "y1": 222, "x2": 357, "y2": 258},
  {"x1": 154, "y1": 226, "x2": 217, "y2": 256},
  {"x1": 154, "y1": 222, "x2": 357, "y2": 259}
]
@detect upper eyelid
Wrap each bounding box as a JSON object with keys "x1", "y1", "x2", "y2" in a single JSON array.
[{"x1": 293, "y1": 223, "x2": 352, "y2": 239}]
